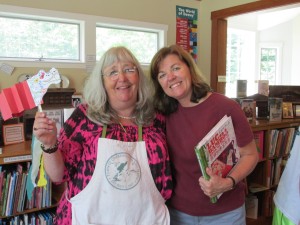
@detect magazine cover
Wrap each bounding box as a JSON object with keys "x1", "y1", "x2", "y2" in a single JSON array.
[
  {"x1": 269, "y1": 97, "x2": 283, "y2": 122},
  {"x1": 195, "y1": 115, "x2": 239, "y2": 203},
  {"x1": 240, "y1": 99, "x2": 255, "y2": 122},
  {"x1": 258, "y1": 80, "x2": 269, "y2": 96}
]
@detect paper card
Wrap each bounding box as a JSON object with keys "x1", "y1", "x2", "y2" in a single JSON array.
[
  {"x1": 3, "y1": 123, "x2": 25, "y2": 145},
  {"x1": 43, "y1": 109, "x2": 63, "y2": 137}
]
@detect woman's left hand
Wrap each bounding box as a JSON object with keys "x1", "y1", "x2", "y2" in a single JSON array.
[{"x1": 199, "y1": 168, "x2": 233, "y2": 198}]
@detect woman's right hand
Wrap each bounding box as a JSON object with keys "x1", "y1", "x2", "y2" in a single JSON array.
[{"x1": 33, "y1": 112, "x2": 58, "y2": 147}]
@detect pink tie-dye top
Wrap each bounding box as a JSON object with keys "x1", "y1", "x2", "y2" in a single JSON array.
[{"x1": 54, "y1": 104, "x2": 172, "y2": 225}]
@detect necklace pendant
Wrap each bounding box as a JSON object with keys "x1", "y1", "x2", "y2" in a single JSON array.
[{"x1": 117, "y1": 114, "x2": 136, "y2": 120}]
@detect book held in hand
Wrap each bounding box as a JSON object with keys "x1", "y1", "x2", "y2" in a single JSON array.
[{"x1": 195, "y1": 115, "x2": 239, "y2": 203}]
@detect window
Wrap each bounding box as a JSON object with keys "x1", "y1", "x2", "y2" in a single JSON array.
[
  {"x1": 96, "y1": 25, "x2": 163, "y2": 65},
  {"x1": 0, "y1": 16, "x2": 80, "y2": 62},
  {"x1": 226, "y1": 28, "x2": 256, "y2": 98},
  {"x1": 259, "y1": 43, "x2": 282, "y2": 85},
  {"x1": 0, "y1": 4, "x2": 167, "y2": 67}
]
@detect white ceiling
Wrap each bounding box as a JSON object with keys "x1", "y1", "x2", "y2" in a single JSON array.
[{"x1": 228, "y1": 4, "x2": 300, "y2": 31}]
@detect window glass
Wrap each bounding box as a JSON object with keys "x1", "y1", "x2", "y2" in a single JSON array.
[
  {"x1": 226, "y1": 28, "x2": 256, "y2": 98},
  {"x1": 0, "y1": 16, "x2": 80, "y2": 61},
  {"x1": 260, "y1": 47, "x2": 277, "y2": 85},
  {"x1": 96, "y1": 26, "x2": 159, "y2": 64}
]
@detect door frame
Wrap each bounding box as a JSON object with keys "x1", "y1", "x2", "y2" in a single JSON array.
[{"x1": 210, "y1": 0, "x2": 300, "y2": 94}]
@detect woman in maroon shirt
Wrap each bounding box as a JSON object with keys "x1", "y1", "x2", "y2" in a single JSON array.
[{"x1": 150, "y1": 44, "x2": 259, "y2": 225}]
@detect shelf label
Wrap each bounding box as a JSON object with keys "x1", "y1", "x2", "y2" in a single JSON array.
[{"x1": 4, "y1": 155, "x2": 32, "y2": 163}]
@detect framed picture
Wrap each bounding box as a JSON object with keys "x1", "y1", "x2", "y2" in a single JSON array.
[
  {"x1": 282, "y1": 102, "x2": 294, "y2": 119},
  {"x1": 3, "y1": 123, "x2": 25, "y2": 145},
  {"x1": 293, "y1": 104, "x2": 300, "y2": 118}
]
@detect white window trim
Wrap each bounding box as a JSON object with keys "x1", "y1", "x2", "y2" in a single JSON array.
[
  {"x1": 258, "y1": 42, "x2": 283, "y2": 84},
  {"x1": 0, "y1": 4, "x2": 168, "y2": 69}
]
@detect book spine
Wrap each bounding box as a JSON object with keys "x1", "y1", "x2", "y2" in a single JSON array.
[{"x1": 195, "y1": 146, "x2": 217, "y2": 203}]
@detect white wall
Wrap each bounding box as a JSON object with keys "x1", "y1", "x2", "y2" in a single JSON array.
[
  {"x1": 259, "y1": 14, "x2": 300, "y2": 85},
  {"x1": 291, "y1": 15, "x2": 300, "y2": 84}
]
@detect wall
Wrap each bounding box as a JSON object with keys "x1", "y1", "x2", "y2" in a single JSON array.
[
  {"x1": 259, "y1": 16, "x2": 300, "y2": 85},
  {"x1": 291, "y1": 15, "x2": 300, "y2": 84},
  {"x1": 0, "y1": 0, "x2": 256, "y2": 93}
]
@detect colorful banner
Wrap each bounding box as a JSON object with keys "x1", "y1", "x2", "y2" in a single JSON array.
[{"x1": 176, "y1": 5, "x2": 198, "y2": 61}]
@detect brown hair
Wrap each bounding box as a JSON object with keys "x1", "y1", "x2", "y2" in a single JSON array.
[{"x1": 150, "y1": 44, "x2": 211, "y2": 115}]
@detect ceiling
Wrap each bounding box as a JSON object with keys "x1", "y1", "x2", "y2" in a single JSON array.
[{"x1": 228, "y1": 3, "x2": 300, "y2": 31}]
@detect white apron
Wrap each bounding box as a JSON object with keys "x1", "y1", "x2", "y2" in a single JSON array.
[{"x1": 68, "y1": 125, "x2": 170, "y2": 225}]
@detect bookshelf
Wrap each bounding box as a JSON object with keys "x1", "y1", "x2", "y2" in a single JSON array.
[
  {"x1": 246, "y1": 118, "x2": 300, "y2": 225},
  {"x1": 0, "y1": 141, "x2": 64, "y2": 223}
]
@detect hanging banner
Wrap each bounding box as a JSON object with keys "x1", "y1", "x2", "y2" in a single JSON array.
[{"x1": 176, "y1": 5, "x2": 198, "y2": 61}]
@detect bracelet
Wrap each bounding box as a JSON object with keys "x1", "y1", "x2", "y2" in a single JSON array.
[
  {"x1": 40, "y1": 141, "x2": 59, "y2": 154},
  {"x1": 226, "y1": 175, "x2": 236, "y2": 189}
]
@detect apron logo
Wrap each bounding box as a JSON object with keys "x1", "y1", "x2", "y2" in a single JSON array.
[{"x1": 105, "y1": 153, "x2": 141, "y2": 190}]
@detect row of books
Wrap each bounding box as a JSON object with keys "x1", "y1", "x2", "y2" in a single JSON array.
[
  {"x1": 237, "y1": 97, "x2": 287, "y2": 122},
  {"x1": 253, "y1": 131, "x2": 264, "y2": 160},
  {"x1": 0, "y1": 163, "x2": 52, "y2": 217},
  {"x1": 263, "y1": 190, "x2": 275, "y2": 217},
  {"x1": 266, "y1": 158, "x2": 286, "y2": 188},
  {"x1": 246, "y1": 189, "x2": 275, "y2": 219},
  {"x1": 0, "y1": 210, "x2": 55, "y2": 225},
  {"x1": 269, "y1": 127, "x2": 296, "y2": 158}
]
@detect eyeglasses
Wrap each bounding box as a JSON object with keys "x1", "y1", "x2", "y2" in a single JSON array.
[{"x1": 102, "y1": 66, "x2": 137, "y2": 80}]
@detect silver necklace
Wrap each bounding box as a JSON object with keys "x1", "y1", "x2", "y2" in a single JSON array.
[{"x1": 117, "y1": 114, "x2": 136, "y2": 120}]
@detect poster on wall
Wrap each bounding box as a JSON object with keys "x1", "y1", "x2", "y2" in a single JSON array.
[{"x1": 176, "y1": 5, "x2": 198, "y2": 61}]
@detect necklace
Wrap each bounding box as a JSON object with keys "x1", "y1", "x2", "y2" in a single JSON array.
[
  {"x1": 117, "y1": 114, "x2": 136, "y2": 120},
  {"x1": 118, "y1": 121, "x2": 127, "y2": 133}
]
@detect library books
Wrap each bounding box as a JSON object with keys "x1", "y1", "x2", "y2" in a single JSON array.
[
  {"x1": 246, "y1": 194, "x2": 258, "y2": 219},
  {"x1": 268, "y1": 97, "x2": 283, "y2": 122},
  {"x1": 282, "y1": 102, "x2": 294, "y2": 119},
  {"x1": 0, "y1": 210, "x2": 55, "y2": 225},
  {"x1": 195, "y1": 115, "x2": 239, "y2": 203},
  {"x1": 253, "y1": 131, "x2": 264, "y2": 160},
  {"x1": 236, "y1": 80, "x2": 247, "y2": 98},
  {"x1": 0, "y1": 162, "x2": 52, "y2": 217},
  {"x1": 268, "y1": 128, "x2": 296, "y2": 158},
  {"x1": 240, "y1": 99, "x2": 255, "y2": 122},
  {"x1": 258, "y1": 80, "x2": 269, "y2": 96}
]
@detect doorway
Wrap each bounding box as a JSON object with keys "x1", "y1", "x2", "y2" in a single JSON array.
[{"x1": 210, "y1": 0, "x2": 300, "y2": 95}]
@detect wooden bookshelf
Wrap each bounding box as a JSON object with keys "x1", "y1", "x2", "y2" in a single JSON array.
[
  {"x1": 0, "y1": 141, "x2": 32, "y2": 165},
  {"x1": 0, "y1": 141, "x2": 64, "y2": 222},
  {"x1": 245, "y1": 118, "x2": 300, "y2": 224}
]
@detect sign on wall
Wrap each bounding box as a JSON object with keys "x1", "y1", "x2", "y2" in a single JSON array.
[{"x1": 176, "y1": 5, "x2": 198, "y2": 61}]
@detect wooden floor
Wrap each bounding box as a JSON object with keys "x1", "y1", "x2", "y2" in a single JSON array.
[{"x1": 247, "y1": 216, "x2": 272, "y2": 225}]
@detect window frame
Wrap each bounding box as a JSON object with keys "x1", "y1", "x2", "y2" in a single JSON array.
[
  {"x1": 258, "y1": 42, "x2": 283, "y2": 85},
  {"x1": 0, "y1": 15, "x2": 82, "y2": 62},
  {"x1": 0, "y1": 4, "x2": 168, "y2": 69},
  {"x1": 96, "y1": 18, "x2": 167, "y2": 66}
]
